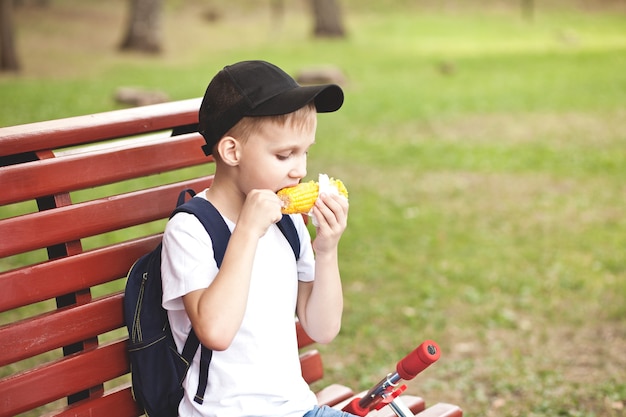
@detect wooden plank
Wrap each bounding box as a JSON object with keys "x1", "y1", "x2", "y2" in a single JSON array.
[
  {"x1": 300, "y1": 349, "x2": 324, "y2": 385},
  {"x1": 0, "y1": 339, "x2": 129, "y2": 417},
  {"x1": 315, "y1": 384, "x2": 355, "y2": 407},
  {"x1": 0, "y1": 293, "x2": 125, "y2": 366},
  {"x1": 415, "y1": 403, "x2": 463, "y2": 417},
  {"x1": 0, "y1": 176, "x2": 213, "y2": 258},
  {"x1": 0, "y1": 98, "x2": 201, "y2": 157},
  {"x1": 0, "y1": 132, "x2": 209, "y2": 206},
  {"x1": 49, "y1": 384, "x2": 142, "y2": 417},
  {"x1": 367, "y1": 395, "x2": 427, "y2": 417},
  {"x1": 0, "y1": 235, "x2": 160, "y2": 312},
  {"x1": 296, "y1": 319, "x2": 315, "y2": 349}
]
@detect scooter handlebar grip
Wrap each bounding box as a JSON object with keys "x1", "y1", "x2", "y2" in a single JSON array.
[
  {"x1": 396, "y1": 340, "x2": 441, "y2": 381},
  {"x1": 342, "y1": 397, "x2": 370, "y2": 417}
]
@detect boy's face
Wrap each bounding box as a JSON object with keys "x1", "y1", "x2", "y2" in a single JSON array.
[{"x1": 236, "y1": 120, "x2": 316, "y2": 194}]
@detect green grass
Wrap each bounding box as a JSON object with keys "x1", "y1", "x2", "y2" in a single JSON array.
[{"x1": 1, "y1": 1, "x2": 625, "y2": 416}]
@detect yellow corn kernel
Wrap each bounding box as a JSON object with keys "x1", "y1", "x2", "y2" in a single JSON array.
[
  {"x1": 278, "y1": 178, "x2": 348, "y2": 215},
  {"x1": 278, "y1": 181, "x2": 319, "y2": 214},
  {"x1": 330, "y1": 178, "x2": 348, "y2": 199}
]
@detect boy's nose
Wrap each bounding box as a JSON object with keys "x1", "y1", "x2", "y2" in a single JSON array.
[{"x1": 291, "y1": 157, "x2": 307, "y2": 179}]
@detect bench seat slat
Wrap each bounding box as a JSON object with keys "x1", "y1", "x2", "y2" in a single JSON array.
[
  {"x1": 0, "y1": 176, "x2": 213, "y2": 258},
  {"x1": 366, "y1": 395, "x2": 426, "y2": 417},
  {"x1": 0, "y1": 293, "x2": 124, "y2": 366},
  {"x1": 0, "y1": 133, "x2": 208, "y2": 206},
  {"x1": 315, "y1": 384, "x2": 355, "y2": 407},
  {"x1": 415, "y1": 403, "x2": 464, "y2": 417},
  {"x1": 0, "y1": 339, "x2": 128, "y2": 417},
  {"x1": 0, "y1": 98, "x2": 201, "y2": 157},
  {"x1": 0, "y1": 235, "x2": 160, "y2": 312}
]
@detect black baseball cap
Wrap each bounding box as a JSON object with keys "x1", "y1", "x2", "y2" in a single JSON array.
[{"x1": 198, "y1": 60, "x2": 344, "y2": 156}]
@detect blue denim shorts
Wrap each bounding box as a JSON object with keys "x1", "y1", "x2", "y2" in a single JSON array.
[{"x1": 303, "y1": 405, "x2": 358, "y2": 417}]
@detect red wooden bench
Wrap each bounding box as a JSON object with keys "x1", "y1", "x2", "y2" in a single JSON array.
[{"x1": 0, "y1": 99, "x2": 462, "y2": 417}]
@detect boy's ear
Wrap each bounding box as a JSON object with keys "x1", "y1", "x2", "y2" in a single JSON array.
[{"x1": 217, "y1": 136, "x2": 241, "y2": 166}]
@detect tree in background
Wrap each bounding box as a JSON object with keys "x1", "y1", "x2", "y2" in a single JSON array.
[
  {"x1": 0, "y1": 0, "x2": 20, "y2": 71},
  {"x1": 119, "y1": 0, "x2": 163, "y2": 53},
  {"x1": 311, "y1": 0, "x2": 345, "y2": 38},
  {"x1": 522, "y1": 0, "x2": 535, "y2": 21}
]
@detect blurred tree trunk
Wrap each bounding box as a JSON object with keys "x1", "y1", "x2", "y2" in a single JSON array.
[
  {"x1": 311, "y1": 0, "x2": 345, "y2": 38},
  {"x1": 270, "y1": 0, "x2": 284, "y2": 32},
  {"x1": 0, "y1": 0, "x2": 20, "y2": 71},
  {"x1": 120, "y1": 0, "x2": 163, "y2": 53},
  {"x1": 522, "y1": 0, "x2": 534, "y2": 21},
  {"x1": 14, "y1": 0, "x2": 49, "y2": 6}
]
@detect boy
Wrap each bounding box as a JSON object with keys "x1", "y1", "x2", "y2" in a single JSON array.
[{"x1": 161, "y1": 60, "x2": 353, "y2": 417}]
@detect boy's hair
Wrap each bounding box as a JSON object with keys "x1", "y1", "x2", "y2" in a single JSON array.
[
  {"x1": 198, "y1": 60, "x2": 343, "y2": 156},
  {"x1": 226, "y1": 102, "x2": 317, "y2": 147}
]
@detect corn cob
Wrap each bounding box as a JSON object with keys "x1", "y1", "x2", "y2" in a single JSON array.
[{"x1": 278, "y1": 178, "x2": 348, "y2": 215}]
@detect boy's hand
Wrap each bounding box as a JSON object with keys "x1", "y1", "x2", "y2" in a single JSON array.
[
  {"x1": 310, "y1": 192, "x2": 349, "y2": 253},
  {"x1": 237, "y1": 189, "x2": 283, "y2": 239}
]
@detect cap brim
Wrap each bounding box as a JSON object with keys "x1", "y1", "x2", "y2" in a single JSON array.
[{"x1": 245, "y1": 84, "x2": 344, "y2": 117}]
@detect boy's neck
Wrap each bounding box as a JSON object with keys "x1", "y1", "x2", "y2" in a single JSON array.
[{"x1": 205, "y1": 176, "x2": 245, "y2": 223}]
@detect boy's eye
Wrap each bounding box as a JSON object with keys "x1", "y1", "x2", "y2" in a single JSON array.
[{"x1": 276, "y1": 149, "x2": 308, "y2": 161}]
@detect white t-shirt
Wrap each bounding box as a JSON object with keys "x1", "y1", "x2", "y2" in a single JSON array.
[{"x1": 161, "y1": 190, "x2": 318, "y2": 417}]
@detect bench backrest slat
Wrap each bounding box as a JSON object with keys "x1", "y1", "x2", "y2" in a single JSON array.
[
  {"x1": 299, "y1": 350, "x2": 324, "y2": 384},
  {"x1": 296, "y1": 318, "x2": 316, "y2": 348},
  {"x1": 0, "y1": 339, "x2": 129, "y2": 416},
  {"x1": 0, "y1": 236, "x2": 160, "y2": 312},
  {"x1": 48, "y1": 385, "x2": 141, "y2": 417},
  {"x1": 0, "y1": 98, "x2": 201, "y2": 157},
  {"x1": 0, "y1": 176, "x2": 213, "y2": 258},
  {"x1": 0, "y1": 132, "x2": 208, "y2": 206},
  {"x1": 0, "y1": 294, "x2": 123, "y2": 366}
]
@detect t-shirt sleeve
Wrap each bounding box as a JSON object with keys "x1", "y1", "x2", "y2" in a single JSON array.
[{"x1": 161, "y1": 212, "x2": 219, "y2": 311}]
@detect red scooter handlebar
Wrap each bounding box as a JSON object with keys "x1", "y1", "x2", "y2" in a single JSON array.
[
  {"x1": 342, "y1": 340, "x2": 440, "y2": 416},
  {"x1": 396, "y1": 339, "x2": 440, "y2": 380}
]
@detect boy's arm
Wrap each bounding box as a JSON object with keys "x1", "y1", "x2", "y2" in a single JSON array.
[
  {"x1": 183, "y1": 189, "x2": 283, "y2": 351},
  {"x1": 296, "y1": 192, "x2": 349, "y2": 344},
  {"x1": 182, "y1": 224, "x2": 258, "y2": 351}
]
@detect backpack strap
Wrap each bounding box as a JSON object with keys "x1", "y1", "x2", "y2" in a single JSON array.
[
  {"x1": 173, "y1": 197, "x2": 230, "y2": 267},
  {"x1": 171, "y1": 194, "x2": 230, "y2": 404},
  {"x1": 176, "y1": 188, "x2": 197, "y2": 206},
  {"x1": 276, "y1": 214, "x2": 301, "y2": 261},
  {"x1": 194, "y1": 348, "x2": 213, "y2": 404}
]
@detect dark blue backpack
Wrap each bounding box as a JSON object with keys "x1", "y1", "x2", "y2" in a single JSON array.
[{"x1": 124, "y1": 189, "x2": 300, "y2": 417}]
